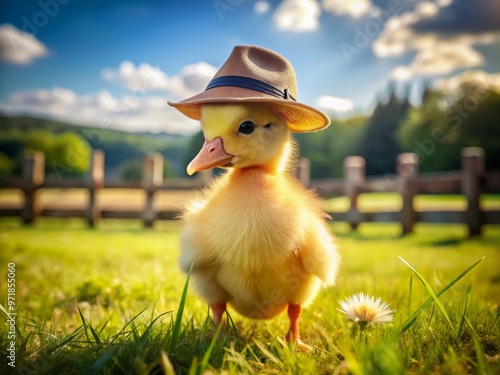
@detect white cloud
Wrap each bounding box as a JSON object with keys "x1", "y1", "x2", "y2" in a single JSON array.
[
  {"x1": 254, "y1": 1, "x2": 271, "y2": 14},
  {"x1": 373, "y1": 0, "x2": 500, "y2": 58},
  {"x1": 390, "y1": 66, "x2": 412, "y2": 81},
  {"x1": 101, "y1": 61, "x2": 169, "y2": 91},
  {"x1": 0, "y1": 24, "x2": 48, "y2": 64},
  {"x1": 101, "y1": 61, "x2": 218, "y2": 100},
  {"x1": 436, "y1": 0, "x2": 453, "y2": 6},
  {"x1": 316, "y1": 95, "x2": 354, "y2": 113},
  {"x1": 375, "y1": 0, "x2": 500, "y2": 81},
  {"x1": 0, "y1": 60, "x2": 220, "y2": 134},
  {"x1": 322, "y1": 0, "x2": 380, "y2": 19},
  {"x1": 272, "y1": 0, "x2": 381, "y2": 32},
  {"x1": 373, "y1": 3, "x2": 441, "y2": 58},
  {"x1": 0, "y1": 87, "x2": 200, "y2": 134},
  {"x1": 179, "y1": 62, "x2": 218, "y2": 93},
  {"x1": 9, "y1": 87, "x2": 77, "y2": 110},
  {"x1": 436, "y1": 70, "x2": 500, "y2": 92},
  {"x1": 273, "y1": 0, "x2": 321, "y2": 32},
  {"x1": 413, "y1": 1, "x2": 440, "y2": 17},
  {"x1": 391, "y1": 42, "x2": 485, "y2": 80}
]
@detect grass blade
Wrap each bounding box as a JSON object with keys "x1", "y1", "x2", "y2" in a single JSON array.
[
  {"x1": 109, "y1": 306, "x2": 160, "y2": 344},
  {"x1": 88, "y1": 323, "x2": 102, "y2": 345},
  {"x1": 253, "y1": 339, "x2": 283, "y2": 367},
  {"x1": 465, "y1": 317, "x2": 492, "y2": 375},
  {"x1": 399, "y1": 256, "x2": 455, "y2": 335},
  {"x1": 341, "y1": 350, "x2": 364, "y2": 375},
  {"x1": 98, "y1": 318, "x2": 110, "y2": 337},
  {"x1": 141, "y1": 310, "x2": 171, "y2": 341},
  {"x1": 456, "y1": 283, "x2": 473, "y2": 339},
  {"x1": 171, "y1": 261, "x2": 194, "y2": 351},
  {"x1": 226, "y1": 310, "x2": 241, "y2": 348},
  {"x1": 199, "y1": 323, "x2": 222, "y2": 373},
  {"x1": 159, "y1": 351, "x2": 176, "y2": 375},
  {"x1": 400, "y1": 257, "x2": 455, "y2": 331},
  {"x1": 408, "y1": 273, "x2": 413, "y2": 312},
  {"x1": 188, "y1": 357, "x2": 199, "y2": 375},
  {"x1": 87, "y1": 344, "x2": 118, "y2": 374},
  {"x1": 77, "y1": 306, "x2": 95, "y2": 346},
  {"x1": 399, "y1": 256, "x2": 484, "y2": 334}
]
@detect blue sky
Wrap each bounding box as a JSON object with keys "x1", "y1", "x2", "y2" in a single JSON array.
[{"x1": 0, "y1": 0, "x2": 499, "y2": 134}]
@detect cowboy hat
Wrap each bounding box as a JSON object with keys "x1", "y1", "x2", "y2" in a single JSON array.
[{"x1": 168, "y1": 45, "x2": 329, "y2": 132}]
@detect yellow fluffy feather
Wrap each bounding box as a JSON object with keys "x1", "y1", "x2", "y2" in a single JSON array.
[{"x1": 180, "y1": 103, "x2": 340, "y2": 347}]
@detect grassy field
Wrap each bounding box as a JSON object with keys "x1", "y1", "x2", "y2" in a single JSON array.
[
  {"x1": 0, "y1": 218, "x2": 499, "y2": 374},
  {"x1": 322, "y1": 193, "x2": 500, "y2": 212}
]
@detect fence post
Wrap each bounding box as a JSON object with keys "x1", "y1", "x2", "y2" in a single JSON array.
[
  {"x1": 21, "y1": 152, "x2": 45, "y2": 224},
  {"x1": 142, "y1": 153, "x2": 163, "y2": 228},
  {"x1": 397, "y1": 153, "x2": 419, "y2": 235},
  {"x1": 461, "y1": 147, "x2": 484, "y2": 237},
  {"x1": 344, "y1": 156, "x2": 365, "y2": 230},
  {"x1": 86, "y1": 150, "x2": 104, "y2": 227},
  {"x1": 296, "y1": 157, "x2": 311, "y2": 186}
]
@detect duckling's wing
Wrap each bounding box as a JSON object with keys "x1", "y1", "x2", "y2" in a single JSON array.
[{"x1": 298, "y1": 221, "x2": 340, "y2": 286}]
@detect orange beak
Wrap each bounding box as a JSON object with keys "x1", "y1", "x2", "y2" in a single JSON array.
[{"x1": 187, "y1": 137, "x2": 234, "y2": 175}]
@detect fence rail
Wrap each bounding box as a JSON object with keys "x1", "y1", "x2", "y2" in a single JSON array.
[{"x1": 0, "y1": 147, "x2": 499, "y2": 236}]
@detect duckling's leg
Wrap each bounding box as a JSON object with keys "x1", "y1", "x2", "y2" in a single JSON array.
[
  {"x1": 211, "y1": 302, "x2": 227, "y2": 326},
  {"x1": 286, "y1": 304, "x2": 313, "y2": 351}
]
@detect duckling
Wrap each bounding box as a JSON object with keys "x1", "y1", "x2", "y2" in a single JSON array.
[{"x1": 179, "y1": 103, "x2": 340, "y2": 350}]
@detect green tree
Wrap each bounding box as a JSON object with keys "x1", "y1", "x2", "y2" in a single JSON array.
[
  {"x1": 52, "y1": 132, "x2": 91, "y2": 175},
  {"x1": 0, "y1": 153, "x2": 13, "y2": 177},
  {"x1": 119, "y1": 159, "x2": 142, "y2": 182},
  {"x1": 398, "y1": 89, "x2": 453, "y2": 171},
  {"x1": 181, "y1": 131, "x2": 205, "y2": 177},
  {"x1": 0, "y1": 114, "x2": 193, "y2": 178},
  {"x1": 399, "y1": 83, "x2": 500, "y2": 172},
  {"x1": 0, "y1": 130, "x2": 25, "y2": 176},
  {"x1": 24, "y1": 131, "x2": 91, "y2": 176},
  {"x1": 119, "y1": 157, "x2": 174, "y2": 182},
  {"x1": 295, "y1": 116, "x2": 367, "y2": 178},
  {"x1": 358, "y1": 86, "x2": 411, "y2": 175}
]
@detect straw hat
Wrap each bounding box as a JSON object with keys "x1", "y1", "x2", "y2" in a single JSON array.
[{"x1": 168, "y1": 45, "x2": 329, "y2": 132}]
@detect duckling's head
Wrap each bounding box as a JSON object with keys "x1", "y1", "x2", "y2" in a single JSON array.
[{"x1": 187, "y1": 103, "x2": 292, "y2": 175}]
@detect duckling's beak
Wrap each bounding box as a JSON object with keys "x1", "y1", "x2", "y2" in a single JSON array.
[{"x1": 187, "y1": 137, "x2": 234, "y2": 175}]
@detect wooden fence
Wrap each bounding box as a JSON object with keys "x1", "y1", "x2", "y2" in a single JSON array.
[{"x1": 0, "y1": 147, "x2": 499, "y2": 236}]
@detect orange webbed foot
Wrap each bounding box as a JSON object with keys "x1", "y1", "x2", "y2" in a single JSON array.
[
  {"x1": 286, "y1": 303, "x2": 314, "y2": 352},
  {"x1": 203, "y1": 302, "x2": 227, "y2": 341},
  {"x1": 286, "y1": 332, "x2": 313, "y2": 352}
]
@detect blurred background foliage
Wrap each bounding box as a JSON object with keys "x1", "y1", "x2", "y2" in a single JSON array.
[
  {"x1": 0, "y1": 80, "x2": 499, "y2": 180},
  {"x1": 398, "y1": 83, "x2": 500, "y2": 172}
]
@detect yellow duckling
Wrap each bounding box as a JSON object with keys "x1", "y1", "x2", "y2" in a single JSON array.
[{"x1": 169, "y1": 45, "x2": 340, "y2": 350}]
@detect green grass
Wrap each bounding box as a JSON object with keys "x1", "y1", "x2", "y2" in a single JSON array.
[
  {"x1": 1, "y1": 218, "x2": 499, "y2": 374},
  {"x1": 322, "y1": 193, "x2": 500, "y2": 212}
]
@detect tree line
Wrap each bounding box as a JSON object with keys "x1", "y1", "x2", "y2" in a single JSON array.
[
  {"x1": 300, "y1": 80, "x2": 500, "y2": 177},
  {"x1": 0, "y1": 116, "x2": 187, "y2": 180},
  {"x1": 1, "y1": 79, "x2": 499, "y2": 180}
]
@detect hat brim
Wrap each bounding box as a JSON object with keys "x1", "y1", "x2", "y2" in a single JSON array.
[{"x1": 168, "y1": 86, "x2": 329, "y2": 133}]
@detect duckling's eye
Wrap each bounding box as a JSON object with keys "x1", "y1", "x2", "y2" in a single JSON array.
[{"x1": 238, "y1": 121, "x2": 255, "y2": 134}]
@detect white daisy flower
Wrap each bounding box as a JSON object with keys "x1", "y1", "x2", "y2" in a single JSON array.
[{"x1": 338, "y1": 293, "x2": 395, "y2": 325}]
